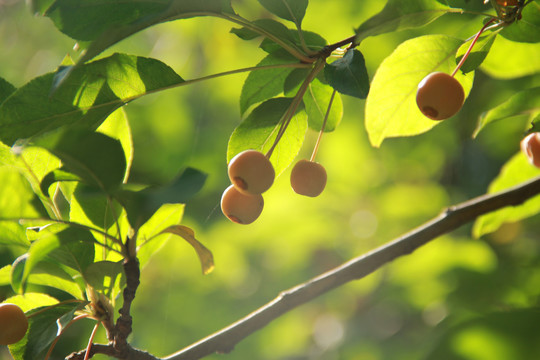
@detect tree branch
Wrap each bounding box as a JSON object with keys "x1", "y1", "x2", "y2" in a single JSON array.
[{"x1": 164, "y1": 176, "x2": 540, "y2": 360}]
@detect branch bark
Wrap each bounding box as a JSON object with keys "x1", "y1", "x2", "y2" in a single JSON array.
[{"x1": 164, "y1": 176, "x2": 540, "y2": 360}]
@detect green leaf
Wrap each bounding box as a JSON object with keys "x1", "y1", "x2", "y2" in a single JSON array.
[
  {"x1": 25, "y1": 262, "x2": 85, "y2": 299},
  {"x1": 97, "y1": 108, "x2": 133, "y2": 183},
  {"x1": 500, "y1": 1, "x2": 540, "y2": 43},
  {"x1": 529, "y1": 113, "x2": 540, "y2": 133},
  {"x1": 355, "y1": 0, "x2": 451, "y2": 42},
  {"x1": 474, "y1": 87, "x2": 540, "y2": 137},
  {"x1": 0, "y1": 145, "x2": 62, "y2": 200},
  {"x1": 8, "y1": 301, "x2": 87, "y2": 360},
  {"x1": 137, "y1": 204, "x2": 185, "y2": 268},
  {"x1": 240, "y1": 50, "x2": 300, "y2": 115},
  {"x1": 0, "y1": 265, "x2": 11, "y2": 286},
  {"x1": 159, "y1": 225, "x2": 214, "y2": 275},
  {"x1": 365, "y1": 35, "x2": 474, "y2": 147},
  {"x1": 115, "y1": 167, "x2": 206, "y2": 229},
  {"x1": 473, "y1": 152, "x2": 540, "y2": 238},
  {"x1": 35, "y1": 0, "x2": 235, "y2": 65},
  {"x1": 84, "y1": 261, "x2": 125, "y2": 299},
  {"x1": 303, "y1": 78, "x2": 343, "y2": 132},
  {"x1": 40, "y1": 168, "x2": 82, "y2": 197},
  {"x1": 228, "y1": 97, "x2": 308, "y2": 177},
  {"x1": 455, "y1": 32, "x2": 498, "y2": 74},
  {"x1": 0, "y1": 77, "x2": 16, "y2": 104},
  {"x1": 19, "y1": 225, "x2": 97, "y2": 292},
  {"x1": 46, "y1": 230, "x2": 95, "y2": 275},
  {"x1": 0, "y1": 53, "x2": 183, "y2": 145},
  {"x1": 0, "y1": 168, "x2": 43, "y2": 218},
  {"x1": 69, "y1": 184, "x2": 126, "y2": 236},
  {"x1": 324, "y1": 49, "x2": 370, "y2": 99},
  {"x1": 3, "y1": 293, "x2": 59, "y2": 312},
  {"x1": 0, "y1": 221, "x2": 30, "y2": 248},
  {"x1": 258, "y1": 0, "x2": 308, "y2": 25},
  {"x1": 260, "y1": 29, "x2": 326, "y2": 54},
  {"x1": 481, "y1": 36, "x2": 540, "y2": 79},
  {"x1": 36, "y1": 129, "x2": 126, "y2": 193}
]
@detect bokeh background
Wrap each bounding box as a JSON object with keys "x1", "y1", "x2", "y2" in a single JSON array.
[{"x1": 1, "y1": 0, "x2": 540, "y2": 359}]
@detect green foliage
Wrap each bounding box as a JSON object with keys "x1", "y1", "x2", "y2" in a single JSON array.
[
  {"x1": 227, "y1": 98, "x2": 308, "y2": 176},
  {"x1": 473, "y1": 152, "x2": 540, "y2": 238},
  {"x1": 324, "y1": 49, "x2": 370, "y2": 99},
  {"x1": 1, "y1": 0, "x2": 540, "y2": 359},
  {"x1": 474, "y1": 87, "x2": 540, "y2": 137},
  {"x1": 0, "y1": 53, "x2": 184, "y2": 145},
  {"x1": 8, "y1": 301, "x2": 87, "y2": 360},
  {"x1": 365, "y1": 35, "x2": 473, "y2": 147},
  {"x1": 355, "y1": 0, "x2": 451, "y2": 41}
]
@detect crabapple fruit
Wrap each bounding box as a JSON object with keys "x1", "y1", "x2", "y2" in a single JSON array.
[
  {"x1": 520, "y1": 132, "x2": 540, "y2": 168},
  {"x1": 290, "y1": 159, "x2": 327, "y2": 197},
  {"x1": 228, "y1": 150, "x2": 275, "y2": 195},
  {"x1": 221, "y1": 184, "x2": 264, "y2": 224},
  {"x1": 416, "y1": 72, "x2": 465, "y2": 120},
  {"x1": 0, "y1": 303, "x2": 28, "y2": 345}
]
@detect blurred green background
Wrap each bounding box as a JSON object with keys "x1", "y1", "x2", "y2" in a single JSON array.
[{"x1": 1, "y1": 0, "x2": 540, "y2": 359}]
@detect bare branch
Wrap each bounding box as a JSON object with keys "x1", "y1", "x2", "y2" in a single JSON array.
[{"x1": 164, "y1": 176, "x2": 540, "y2": 360}]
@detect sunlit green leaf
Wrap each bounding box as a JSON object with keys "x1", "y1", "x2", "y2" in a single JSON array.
[
  {"x1": 84, "y1": 261, "x2": 125, "y2": 299},
  {"x1": 474, "y1": 87, "x2": 540, "y2": 137},
  {"x1": 481, "y1": 36, "x2": 540, "y2": 79},
  {"x1": 33, "y1": 0, "x2": 235, "y2": 65},
  {"x1": 500, "y1": 2, "x2": 540, "y2": 43},
  {"x1": 137, "y1": 204, "x2": 185, "y2": 268},
  {"x1": 258, "y1": 0, "x2": 308, "y2": 26},
  {"x1": 473, "y1": 152, "x2": 540, "y2": 238},
  {"x1": 240, "y1": 50, "x2": 300, "y2": 115},
  {"x1": 0, "y1": 265, "x2": 11, "y2": 286},
  {"x1": 26, "y1": 262, "x2": 85, "y2": 299},
  {"x1": 36, "y1": 129, "x2": 126, "y2": 193},
  {"x1": 20, "y1": 225, "x2": 97, "y2": 292},
  {"x1": 355, "y1": 0, "x2": 451, "y2": 42},
  {"x1": 303, "y1": 78, "x2": 343, "y2": 132},
  {"x1": 228, "y1": 97, "x2": 308, "y2": 176},
  {"x1": 0, "y1": 168, "x2": 43, "y2": 218},
  {"x1": 455, "y1": 32, "x2": 498, "y2": 74},
  {"x1": 0, "y1": 221, "x2": 30, "y2": 248},
  {"x1": 0, "y1": 77, "x2": 16, "y2": 104},
  {"x1": 97, "y1": 108, "x2": 133, "y2": 183},
  {"x1": 40, "y1": 168, "x2": 81, "y2": 197},
  {"x1": 324, "y1": 49, "x2": 370, "y2": 99},
  {"x1": 158, "y1": 225, "x2": 214, "y2": 275},
  {"x1": 365, "y1": 35, "x2": 473, "y2": 147},
  {"x1": 0, "y1": 53, "x2": 183, "y2": 145},
  {"x1": 3, "y1": 293, "x2": 59, "y2": 312},
  {"x1": 115, "y1": 167, "x2": 206, "y2": 229},
  {"x1": 8, "y1": 300, "x2": 88, "y2": 360}
]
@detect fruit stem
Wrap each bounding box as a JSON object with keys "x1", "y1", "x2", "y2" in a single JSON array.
[
  {"x1": 266, "y1": 59, "x2": 325, "y2": 159},
  {"x1": 451, "y1": 18, "x2": 496, "y2": 77},
  {"x1": 84, "y1": 321, "x2": 101, "y2": 360},
  {"x1": 310, "y1": 89, "x2": 336, "y2": 162}
]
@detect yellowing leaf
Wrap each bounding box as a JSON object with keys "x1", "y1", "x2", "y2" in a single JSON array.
[{"x1": 159, "y1": 225, "x2": 214, "y2": 275}]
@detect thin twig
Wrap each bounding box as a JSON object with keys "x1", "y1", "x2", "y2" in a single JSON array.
[{"x1": 164, "y1": 176, "x2": 540, "y2": 360}]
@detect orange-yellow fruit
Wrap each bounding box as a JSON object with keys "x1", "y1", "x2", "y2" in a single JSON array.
[
  {"x1": 228, "y1": 150, "x2": 275, "y2": 195},
  {"x1": 0, "y1": 303, "x2": 28, "y2": 345},
  {"x1": 290, "y1": 159, "x2": 327, "y2": 197},
  {"x1": 416, "y1": 72, "x2": 465, "y2": 120},
  {"x1": 521, "y1": 132, "x2": 540, "y2": 168},
  {"x1": 221, "y1": 185, "x2": 264, "y2": 224}
]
